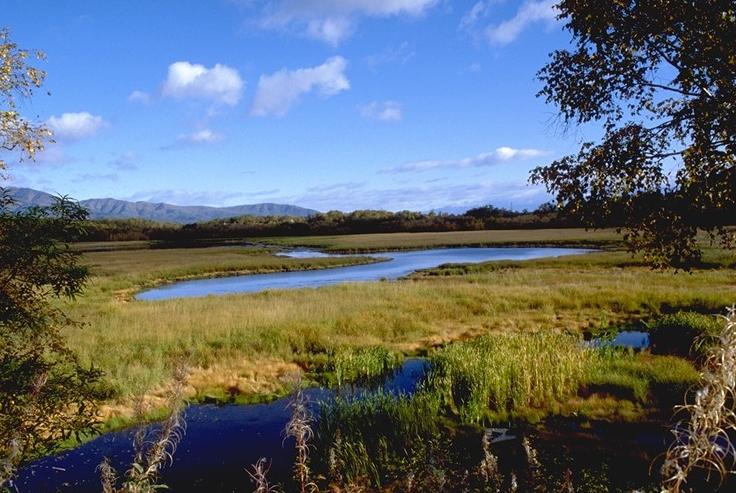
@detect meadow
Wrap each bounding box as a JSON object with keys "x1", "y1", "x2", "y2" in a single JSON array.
[{"x1": 59, "y1": 229, "x2": 736, "y2": 426}]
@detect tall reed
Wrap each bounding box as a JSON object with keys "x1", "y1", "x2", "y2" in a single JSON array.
[
  {"x1": 661, "y1": 306, "x2": 736, "y2": 492},
  {"x1": 284, "y1": 381, "x2": 317, "y2": 493},
  {"x1": 99, "y1": 364, "x2": 188, "y2": 493}
]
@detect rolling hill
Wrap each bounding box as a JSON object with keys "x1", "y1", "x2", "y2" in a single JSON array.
[{"x1": 4, "y1": 187, "x2": 318, "y2": 223}]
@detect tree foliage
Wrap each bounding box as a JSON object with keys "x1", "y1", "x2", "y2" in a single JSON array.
[
  {"x1": 531, "y1": 0, "x2": 736, "y2": 268},
  {"x1": 0, "y1": 28, "x2": 50, "y2": 175},
  {"x1": 0, "y1": 192, "x2": 102, "y2": 487},
  {"x1": 0, "y1": 29, "x2": 100, "y2": 487}
]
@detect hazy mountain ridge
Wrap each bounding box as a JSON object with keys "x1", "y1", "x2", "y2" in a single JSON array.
[{"x1": 4, "y1": 187, "x2": 318, "y2": 223}]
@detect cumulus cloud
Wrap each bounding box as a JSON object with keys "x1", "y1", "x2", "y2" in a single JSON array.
[
  {"x1": 359, "y1": 101, "x2": 403, "y2": 122},
  {"x1": 384, "y1": 147, "x2": 550, "y2": 173},
  {"x1": 162, "y1": 61, "x2": 244, "y2": 106},
  {"x1": 257, "y1": 0, "x2": 438, "y2": 45},
  {"x1": 178, "y1": 129, "x2": 223, "y2": 144},
  {"x1": 46, "y1": 112, "x2": 107, "y2": 140},
  {"x1": 486, "y1": 0, "x2": 559, "y2": 45},
  {"x1": 127, "y1": 90, "x2": 151, "y2": 104},
  {"x1": 251, "y1": 56, "x2": 349, "y2": 117}
]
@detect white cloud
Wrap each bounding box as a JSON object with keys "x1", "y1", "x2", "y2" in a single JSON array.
[
  {"x1": 162, "y1": 61, "x2": 244, "y2": 106},
  {"x1": 178, "y1": 129, "x2": 223, "y2": 144},
  {"x1": 257, "y1": 0, "x2": 438, "y2": 45},
  {"x1": 359, "y1": 101, "x2": 403, "y2": 122},
  {"x1": 486, "y1": 0, "x2": 559, "y2": 45},
  {"x1": 384, "y1": 147, "x2": 550, "y2": 173},
  {"x1": 459, "y1": 1, "x2": 492, "y2": 31},
  {"x1": 127, "y1": 90, "x2": 151, "y2": 104},
  {"x1": 277, "y1": 180, "x2": 549, "y2": 212},
  {"x1": 251, "y1": 56, "x2": 349, "y2": 117},
  {"x1": 124, "y1": 189, "x2": 247, "y2": 206},
  {"x1": 46, "y1": 112, "x2": 107, "y2": 140},
  {"x1": 305, "y1": 17, "x2": 353, "y2": 46}
]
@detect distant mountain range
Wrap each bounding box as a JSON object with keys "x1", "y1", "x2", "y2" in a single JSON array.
[{"x1": 4, "y1": 187, "x2": 318, "y2": 223}]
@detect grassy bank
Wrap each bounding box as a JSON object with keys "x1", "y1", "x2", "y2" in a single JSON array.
[
  {"x1": 58, "y1": 231, "x2": 735, "y2": 422},
  {"x1": 260, "y1": 228, "x2": 624, "y2": 252}
]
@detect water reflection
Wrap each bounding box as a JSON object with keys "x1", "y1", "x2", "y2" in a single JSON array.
[{"x1": 137, "y1": 247, "x2": 590, "y2": 300}]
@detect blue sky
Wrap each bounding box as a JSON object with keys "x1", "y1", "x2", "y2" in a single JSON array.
[{"x1": 4, "y1": 0, "x2": 601, "y2": 212}]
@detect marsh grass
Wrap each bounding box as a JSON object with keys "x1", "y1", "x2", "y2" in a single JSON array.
[
  {"x1": 426, "y1": 332, "x2": 590, "y2": 423},
  {"x1": 53, "y1": 235, "x2": 735, "y2": 419},
  {"x1": 325, "y1": 346, "x2": 401, "y2": 386}
]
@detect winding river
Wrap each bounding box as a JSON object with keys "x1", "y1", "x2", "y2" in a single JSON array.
[{"x1": 137, "y1": 247, "x2": 591, "y2": 300}]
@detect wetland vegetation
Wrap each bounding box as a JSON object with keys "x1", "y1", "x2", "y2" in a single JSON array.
[{"x1": 58, "y1": 230, "x2": 733, "y2": 420}]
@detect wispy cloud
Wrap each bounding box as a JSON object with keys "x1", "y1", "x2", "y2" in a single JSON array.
[
  {"x1": 251, "y1": 56, "x2": 349, "y2": 117},
  {"x1": 486, "y1": 0, "x2": 559, "y2": 45},
  {"x1": 364, "y1": 41, "x2": 415, "y2": 67},
  {"x1": 252, "y1": 0, "x2": 438, "y2": 45},
  {"x1": 72, "y1": 172, "x2": 119, "y2": 183},
  {"x1": 127, "y1": 90, "x2": 151, "y2": 104},
  {"x1": 359, "y1": 101, "x2": 402, "y2": 122},
  {"x1": 108, "y1": 151, "x2": 138, "y2": 170},
  {"x1": 383, "y1": 147, "x2": 550, "y2": 173},
  {"x1": 278, "y1": 180, "x2": 548, "y2": 212},
  {"x1": 244, "y1": 188, "x2": 281, "y2": 197},
  {"x1": 178, "y1": 129, "x2": 223, "y2": 144},
  {"x1": 305, "y1": 181, "x2": 366, "y2": 193},
  {"x1": 459, "y1": 1, "x2": 493, "y2": 31},
  {"x1": 46, "y1": 112, "x2": 107, "y2": 140},
  {"x1": 162, "y1": 61, "x2": 245, "y2": 106},
  {"x1": 124, "y1": 189, "x2": 248, "y2": 206},
  {"x1": 459, "y1": 0, "x2": 560, "y2": 45}
]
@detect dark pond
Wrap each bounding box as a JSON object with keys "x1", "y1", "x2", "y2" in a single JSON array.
[
  {"x1": 15, "y1": 360, "x2": 429, "y2": 493},
  {"x1": 136, "y1": 247, "x2": 590, "y2": 300}
]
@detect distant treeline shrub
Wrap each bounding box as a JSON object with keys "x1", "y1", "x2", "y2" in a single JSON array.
[{"x1": 79, "y1": 204, "x2": 581, "y2": 242}]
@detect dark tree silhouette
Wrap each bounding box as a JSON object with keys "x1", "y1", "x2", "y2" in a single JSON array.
[{"x1": 531, "y1": 0, "x2": 736, "y2": 268}]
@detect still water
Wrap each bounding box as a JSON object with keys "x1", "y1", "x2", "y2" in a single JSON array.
[{"x1": 137, "y1": 247, "x2": 590, "y2": 300}]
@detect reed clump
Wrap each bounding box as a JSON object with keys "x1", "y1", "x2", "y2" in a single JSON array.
[
  {"x1": 425, "y1": 332, "x2": 590, "y2": 423},
  {"x1": 330, "y1": 346, "x2": 400, "y2": 386}
]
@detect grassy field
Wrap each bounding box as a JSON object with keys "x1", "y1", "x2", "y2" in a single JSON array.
[{"x1": 59, "y1": 229, "x2": 736, "y2": 424}]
